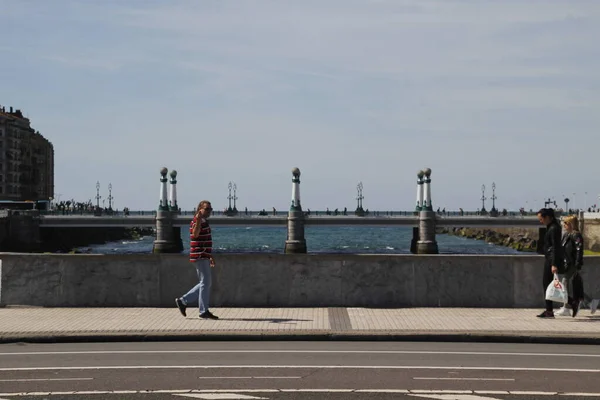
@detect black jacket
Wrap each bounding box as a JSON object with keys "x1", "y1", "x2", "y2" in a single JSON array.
[
  {"x1": 562, "y1": 231, "x2": 584, "y2": 270},
  {"x1": 544, "y1": 219, "x2": 565, "y2": 272}
]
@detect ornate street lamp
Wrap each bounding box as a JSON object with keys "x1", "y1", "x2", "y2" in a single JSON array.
[
  {"x1": 108, "y1": 183, "x2": 113, "y2": 211},
  {"x1": 233, "y1": 182, "x2": 238, "y2": 212},
  {"x1": 95, "y1": 181, "x2": 101, "y2": 209},
  {"x1": 480, "y1": 184, "x2": 487, "y2": 214},
  {"x1": 355, "y1": 182, "x2": 364, "y2": 216},
  {"x1": 227, "y1": 181, "x2": 233, "y2": 212}
]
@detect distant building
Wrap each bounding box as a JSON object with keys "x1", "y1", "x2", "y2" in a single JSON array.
[{"x1": 0, "y1": 105, "x2": 54, "y2": 202}]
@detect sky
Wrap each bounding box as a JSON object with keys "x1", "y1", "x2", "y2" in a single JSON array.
[{"x1": 1, "y1": 0, "x2": 599, "y2": 212}]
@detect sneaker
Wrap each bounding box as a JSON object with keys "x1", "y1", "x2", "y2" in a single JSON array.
[
  {"x1": 536, "y1": 311, "x2": 555, "y2": 318},
  {"x1": 175, "y1": 298, "x2": 187, "y2": 317},
  {"x1": 591, "y1": 299, "x2": 599, "y2": 315},
  {"x1": 555, "y1": 307, "x2": 571, "y2": 317},
  {"x1": 200, "y1": 311, "x2": 219, "y2": 320}
]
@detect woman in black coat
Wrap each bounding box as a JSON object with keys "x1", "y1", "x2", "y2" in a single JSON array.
[{"x1": 559, "y1": 215, "x2": 584, "y2": 317}]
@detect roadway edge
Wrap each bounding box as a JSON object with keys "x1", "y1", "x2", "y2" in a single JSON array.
[{"x1": 1, "y1": 330, "x2": 600, "y2": 345}]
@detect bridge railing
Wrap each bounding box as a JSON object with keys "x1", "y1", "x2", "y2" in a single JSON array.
[{"x1": 38, "y1": 209, "x2": 543, "y2": 218}]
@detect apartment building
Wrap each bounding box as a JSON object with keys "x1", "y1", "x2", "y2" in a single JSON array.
[{"x1": 0, "y1": 105, "x2": 54, "y2": 201}]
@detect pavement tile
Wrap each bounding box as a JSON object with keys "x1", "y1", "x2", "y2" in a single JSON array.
[
  {"x1": 0, "y1": 307, "x2": 599, "y2": 340},
  {"x1": 346, "y1": 308, "x2": 600, "y2": 333}
]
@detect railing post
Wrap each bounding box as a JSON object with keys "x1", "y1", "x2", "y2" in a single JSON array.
[{"x1": 284, "y1": 167, "x2": 307, "y2": 254}]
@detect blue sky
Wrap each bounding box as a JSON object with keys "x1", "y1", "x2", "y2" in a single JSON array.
[{"x1": 1, "y1": 0, "x2": 599, "y2": 212}]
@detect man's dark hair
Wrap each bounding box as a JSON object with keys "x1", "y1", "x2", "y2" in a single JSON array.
[{"x1": 537, "y1": 208, "x2": 555, "y2": 219}]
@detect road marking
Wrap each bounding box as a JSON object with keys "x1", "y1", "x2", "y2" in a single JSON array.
[
  {"x1": 0, "y1": 388, "x2": 599, "y2": 397},
  {"x1": 0, "y1": 378, "x2": 93, "y2": 382},
  {"x1": 413, "y1": 377, "x2": 515, "y2": 381},
  {"x1": 409, "y1": 395, "x2": 501, "y2": 400},
  {"x1": 198, "y1": 376, "x2": 301, "y2": 379},
  {"x1": 1, "y1": 365, "x2": 599, "y2": 373},
  {"x1": 174, "y1": 395, "x2": 269, "y2": 399},
  {"x1": 2, "y1": 349, "x2": 600, "y2": 358},
  {"x1": 510, "y1": 391, "x2": 557, "y2": 395}
]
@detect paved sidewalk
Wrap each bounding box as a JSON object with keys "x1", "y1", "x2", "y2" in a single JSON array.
[{"x1": 1, "y1": 307, "x2": 599, "y2": 344}]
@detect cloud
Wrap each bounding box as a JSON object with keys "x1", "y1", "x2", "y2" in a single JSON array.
[{"x1": 1, "y1": 0, "x2": 600, "y2": 210}]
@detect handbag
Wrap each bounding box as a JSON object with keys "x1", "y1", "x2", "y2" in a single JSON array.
[{"x1": 545, "y1": 274, "x2": 568, "y2": 303}]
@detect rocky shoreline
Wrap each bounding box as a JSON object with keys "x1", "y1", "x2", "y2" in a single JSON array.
[{"x1": 437, "y1": 227, "x2": 539, "y2": 252}]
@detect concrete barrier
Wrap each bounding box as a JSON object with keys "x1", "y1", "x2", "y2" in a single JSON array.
[{"x1": 0, "y1": 253, "x2": 598, "y2": 308}]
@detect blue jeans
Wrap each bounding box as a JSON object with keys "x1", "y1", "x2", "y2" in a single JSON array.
[{"x1": 181, "y1": 259, "x2": 212, "y2": 314}]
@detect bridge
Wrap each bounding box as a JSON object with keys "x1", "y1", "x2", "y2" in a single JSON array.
[{"x1": 38, "y1": 214, "x2": 542, "y2": 228}]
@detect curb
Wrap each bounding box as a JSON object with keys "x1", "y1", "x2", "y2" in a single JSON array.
[{"x1": 2, "y1": 330, "x2": 600, "y2": 345}]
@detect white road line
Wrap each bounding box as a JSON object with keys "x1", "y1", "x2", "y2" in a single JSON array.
[
  {"x1": 409, "y1": 395, "x2": 500, "y2": 400},
  {"x1": 0, "y1": 378, "x2": 93, "y2": 382},
  {"x1": 0, "y1": 389, "x2": 598, "y2": 396},
  {"x1": 197, "y1": 377, "x2": 301, "y2": 379},
  {"x1": 413, "y1": 378, "x2": 515, "y2": 381},
  {"x1": 2, "y1": 350, "x2": 600, "y2": 358},
  {"x1": 175, "y1": 395, "x2": 269, "y2": 400},
  {"x1": 1, "y1": 365, "x2": 599, "y2": 373}
]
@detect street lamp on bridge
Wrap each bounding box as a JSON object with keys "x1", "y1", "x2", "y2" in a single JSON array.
[
  {"x1": 95, "y1": 181, "x2": 102, "y2": 216},
  {"x1": 480, "y1": 184, "x2": 487, "y2": 215},
  {"x1": 355, "y1": 182, "x2": 365, "y2": 216},
  {"x1": 108, "y1": 183, "x2": 114, "y2": 212},
  {"x1": 233, "y1": 182, "x2": 238, "y2": 212},
  {"x1": 226, "y1": 181, "x2": 238, "y2": 216},
  {"x1": 490, "y1": 182, "x2": 498, "y2": 216}
]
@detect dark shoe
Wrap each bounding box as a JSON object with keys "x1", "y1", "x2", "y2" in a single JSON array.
[
  {"x1": 536, "y1": 311, "x2": 554, "y2": 318},
  {"x1": 175, "y1": 298, "x2": 187, "y2": 317},
  {"x1": 571, "y1": 301, "x2": 580, "y2": 318},
  {"x1": 200, "y1": 311, "x2": 219, "y2": 320}
]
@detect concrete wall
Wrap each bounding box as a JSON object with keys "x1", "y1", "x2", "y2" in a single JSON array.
[{"x1": 1, "y1": 253, "x2": 599, "y2": 308}]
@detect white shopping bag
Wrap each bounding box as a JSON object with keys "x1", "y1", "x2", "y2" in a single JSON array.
[{"x1": 545, "y1": 274, "x2": 568, "y2": 303}]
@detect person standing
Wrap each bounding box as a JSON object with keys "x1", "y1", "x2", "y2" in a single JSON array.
[
  {"x1": 537, "y1": 208, "x2": 565, "y2": 318},
  {"x1": 175, "y1": 200, "x2": 219, "y2": 320},
  {"x1": 555, "y1": 215, "x2": 584, "y2": 317}
]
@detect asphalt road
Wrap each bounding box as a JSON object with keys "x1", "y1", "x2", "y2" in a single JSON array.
[{"x1": 0, "y1": 341, "x2": 599, "y2": 399}]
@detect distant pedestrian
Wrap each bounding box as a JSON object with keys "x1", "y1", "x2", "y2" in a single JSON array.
[
  {"x1": 555, "y1": 215, "x2": 584, "y2": 317},
  {"x1": 175, "y1": 200, "x2": 219, "y2": 320},
  {"x1": 536, "y1": 208, "x2": 565, "y2": 318}
]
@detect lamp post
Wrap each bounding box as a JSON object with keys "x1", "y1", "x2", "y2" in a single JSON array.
[
  {"x1": 355, "y1": 182, "x2": 364, "y2": 216},
  {"x1": 480, "y1": 184, "x2": 487, "y2": 215},
  {"x1": 490, "y1": 182, "x2": 498, "y2": 216},
  {"x1": 227, "y1": 181, "x2": 233, "y2": 212},
  {"x1": 95, "y1": 181, "x2": 101, "y2": 209},
  {"x1": 108, "y1": 183, "x2": 113, "y2": 211},
  {"x1": 565, "y1": 198, "x2": 570, "y2": 213},
  {"x1": 233, "y1": 182, "x2": 238, "y2": 212},
  {"x1": 585, "y1": 191, "x2": 588, "y2": 210}
]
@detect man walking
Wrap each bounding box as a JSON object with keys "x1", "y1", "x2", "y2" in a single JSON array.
[
  {"x1": 175, "y1": 200, "x2": 219, "y2": 320},
  {"x1": 536, "y1": 208, "x2": 564, "y2": 318}
]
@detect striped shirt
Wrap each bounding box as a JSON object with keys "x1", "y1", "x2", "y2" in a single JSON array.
[{"x1": 189, "y1": 215, "x2": 212, "y2": 262}]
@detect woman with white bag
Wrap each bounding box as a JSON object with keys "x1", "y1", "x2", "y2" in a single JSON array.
[
  {"x1": 537, "y1": 208, "x2": 565, "y2": 318},
  {"x1": 554, "y1": 215, "x2": 584, "y2": 317}
]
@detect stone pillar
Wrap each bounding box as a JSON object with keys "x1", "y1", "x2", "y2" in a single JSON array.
[
  {"x1": 169, "y1": 170, "x2": 183, "y2": 253},
  {"x1": 284, "y1": 167, "x2": 307, "y2": 254},
  {"x1": 417, "y1": 167, "x2": 439, "y2": 254},
  {"x1": 415, "y1": 170, "x2": 424, "y2": 212},
  {"x1": 153, "y1": 167, "x2": 178, "y2": 253},
  {"x1": 169, "y1": 170, "x2": 178, "y2": 212}
]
